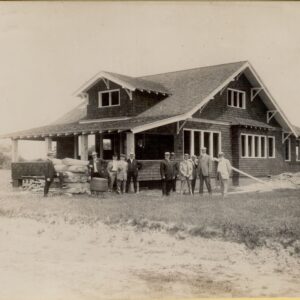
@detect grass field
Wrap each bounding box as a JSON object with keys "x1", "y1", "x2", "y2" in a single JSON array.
[{"x1": 1, "y1": 170, "x2": 299, "y2": 251}]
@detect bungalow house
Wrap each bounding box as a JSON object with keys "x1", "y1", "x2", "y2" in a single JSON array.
[{"x1": 2, "y1": 61, "x2": 300, "y2": 187}]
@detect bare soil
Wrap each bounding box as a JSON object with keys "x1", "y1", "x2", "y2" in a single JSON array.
[{"x1": 0, "y1": 170, "x2": 300, "y2": 299}]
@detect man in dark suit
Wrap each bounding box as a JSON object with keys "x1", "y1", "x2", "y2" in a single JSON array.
[
  {"x1": 89, "y1": 151, "x2": 106, "y2": 178},
  {"x1": 160, "y1": 152, "x2": 173, "y2": 196},
  {"x1": 198, "y1": 147, "x2": 213, "y2": 198},
  {"x1": 44, "y1": 151, "x2": 64, "y2": 197},
  {"x1": 190, "y1": 155, "x2": 198, "y2": 195},
  {"x1": 170, "y1": 152, "x2": 179, "y2": 192},
  {"x1": 126, "y1": 153, "x2": 142, "y2": 193}
]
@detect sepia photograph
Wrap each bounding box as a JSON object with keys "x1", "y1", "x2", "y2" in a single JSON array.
[{"x1": 0, "y1": 1, "x2": 300, "y2": 299}]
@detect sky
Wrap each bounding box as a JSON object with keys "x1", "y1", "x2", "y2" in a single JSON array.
[{"x1": 0, "y1": 2, "x2": 300, "y2": 158}]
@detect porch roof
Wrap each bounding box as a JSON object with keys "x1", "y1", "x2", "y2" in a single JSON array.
[
  {"x1": 230, "y1": 117, "x2": 277, "y2": 130},
  {"x1": 0, "y1": 115, "x2": 173, "y2": 140}
]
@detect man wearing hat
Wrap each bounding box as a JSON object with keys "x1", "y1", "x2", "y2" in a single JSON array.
[
  {"x1": 216, "y1": 152, "x2": 232, "y2": 199},
  {"x1": 44, "y1": 151, "x2": 64, "y2": 197},
  {"x1": 179, "y1": 153, "x2": 193, "y2": 195},
  {"x1": 126, "y1": 152, "x2": 142, "y2": 193},
  {"x1": 198, "y1": 147, "x2": 213, "y2": 198},
  {"x1": 89, "y1": 151, "x2": 106, "y2": 178},
  {"x1": 116, "y1": 154, "x2": 128, "y2": 194},
  {"x1": 160, "y1": 152, "x2": 173, "y2": 196}
]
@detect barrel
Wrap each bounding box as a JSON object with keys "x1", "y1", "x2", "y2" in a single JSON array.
[{"x1": 90, "y1": 177, "x2": 108, "y2": 192}]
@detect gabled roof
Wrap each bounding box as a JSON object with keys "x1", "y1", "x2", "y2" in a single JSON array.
[
  {"x1": 138, "y1": 61, "x2": 247, "y2": 117},
  {"x1": 75, "y1": 71, "x2": 170, "y2": 96},
  {"x1": 135, "y1": 61, "x2": 298, "y2": 137},
  {"x1": 1, "y1": 61, "x2": 299, "y2": 139}
]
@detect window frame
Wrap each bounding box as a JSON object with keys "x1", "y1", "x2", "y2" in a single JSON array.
[
  {"x1": 98, "y1": 89, "x2": 120, "y2": 108},
  {"x1": 183, "y1": 129, "x2": 221, "y2": 157},
  {"x1": 284, "y1": 136, "x2": 291, "y2": 162},
  {"x1": 296, "y1": 139, "x2": 300, "y2": 162},
  {"x1": 240, "y1": 133, "x2": 268, "y2": 158},
  {"x1": 227, "y1": 88, "x2": 246, "y2": 109},
  {"x1": 267, "y1": 136, "x2": 276, "y2": 158}
]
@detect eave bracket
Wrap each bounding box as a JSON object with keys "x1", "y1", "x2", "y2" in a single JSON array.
[
  {"x1": 267, "y1": 110, "x2": 277, "y2": 123},
  {"x1": 251, "y1": 88, "x2": 263, "y2": 102},
  {"x1": 124, "y1": 89, "x2": 133, "y2": 100},
  {"x1": 282, "y1": 132, "x2": 292, "y2": 143}
]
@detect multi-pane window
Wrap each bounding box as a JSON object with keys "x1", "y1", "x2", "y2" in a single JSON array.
[
  {"x1": 296, "y1": 140, "x2": 300, "y2": 162},
  {"x1": 227, "y1": 88, "x2": 246, "y2": 109},
  {"x1": 183, "y1": 129, "x2": 221, "y2": 157},
  {"x1": 98, "y1": 90, "x2": 120, "y2": 107},
  {"x1": 241, "y1": 134, "x2": 275, "y2": 158}
]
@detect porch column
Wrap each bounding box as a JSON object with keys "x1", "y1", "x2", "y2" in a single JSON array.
[
  {"x1": 44, "y1": 137, "x2": 52, "y2": 155},
  {"x1": 74, "y1": 135, "x2": 78, "y2": 159},
  {"x1": 11, "y1": 139, "x2": 19, "y2": 162},
  {"x1": 80, "y1": 134, "x2": 88, "y2": 161},
  {"x1": 126, "y1": 132, "x2": 135, "y2": 156},
  {"x1": 99, "y1": 133, "x2": 103, "y2": 159}
]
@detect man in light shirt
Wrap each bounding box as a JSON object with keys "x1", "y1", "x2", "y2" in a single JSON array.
[
  {"x1": 179, "y1": 153, "x2": 193, "y2": 195},
  {"x1": 107, "y1": 154, "x2": 118, "y2": 192},
  {"x1": 117, "y1": 154, "x2": 128, "y2": 194},
  {"x1": 216, "y1": 152, "x2": 232, "y2": 199}
]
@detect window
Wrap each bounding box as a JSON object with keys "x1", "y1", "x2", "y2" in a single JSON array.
[
  {"x1": 227, "y1": 88, "x2": 246, "y2": 109},
  {"x1": 183, "y1": 129, "x2": 221, "y2": 157},
  {"x1": 267, "y1": 136, "x2": 275, "y2": 158},
  {"x1": 98, "y1": 90, "x2": 120, "y2": 107},
  {"x1": 296, "y1": 140, "x2": 300, "y2": 162},
  {"x1": 103, "y1": 139, "x2": 112, "y2": 150},
  {"x1": 284, "y1": 136, "x2": 291, "y2": 161},
  {"x1": 241, "y1": 134, "x2": 268, "y2": 158}
]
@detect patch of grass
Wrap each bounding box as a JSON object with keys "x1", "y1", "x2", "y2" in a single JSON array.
[{"x1": 0, "y1": 170, "x2": 300, "y2": 251}]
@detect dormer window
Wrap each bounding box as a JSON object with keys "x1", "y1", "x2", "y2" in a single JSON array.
[
  {"x1": 98, "y1": 89, "x2": 120, "y2": 107},
  {"x1": 227, "y1": 88, "x2": 246, "y2": 109}
]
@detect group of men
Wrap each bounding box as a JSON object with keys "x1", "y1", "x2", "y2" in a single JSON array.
[
  {"x1": 160, "y1": 147, "x2": 232, "y2": 198},
  {"x1": 44, "y1": 147, "x2": 232, "y2": 198},
  {"x1": 89, "y1": 151, "x2": 141, "y2": 194}
]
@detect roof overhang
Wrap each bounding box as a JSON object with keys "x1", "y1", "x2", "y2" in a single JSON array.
[{"x1": 74, "y1": 71, "x2": 169, "y2": 98}]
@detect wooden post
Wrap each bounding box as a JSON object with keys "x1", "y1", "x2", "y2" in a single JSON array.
[
  {"x1": 126, "y1": 132, "x2": 135, "y2": 156},
  {"x1": 74, "y1": 136, "x2": 78, "y2": 159},
  {"x1": 11, "y1": 139, "x2": 19, "y2": 162},
  {"x1": 99, "y1": 133, "x2": 103, "y2": 159},
  {"x1": 80, "y1": 134, "x2": 88, "y2": 161},
  {"x1": 45, "y1": 137, "x2": 52, "y2": 155}
]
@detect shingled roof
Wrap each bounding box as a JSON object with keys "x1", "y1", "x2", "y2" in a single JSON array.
[
  {"x1": 1, "y1": 115, "x2": 172, "y2": 139},
  {"x1": 137, "y1": 61, "x2": 246, "y2": 117},
  {"x1": 2, "y1": 61, "x2": 299, "y2": 139}
]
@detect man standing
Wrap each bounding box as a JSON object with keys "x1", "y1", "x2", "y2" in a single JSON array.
[
  {"x1": 126, "y1": 153, "x2": 142, "y2": 193},
  {"x1": 216, "y1": 152, "x2": 232, "y2": 199},
  {"x1": 44, "y1": 151, "x2": 64, "y2": 197},
  {"x1": 179, "y1": 154, "x2": 193, "y2": 195},
  {"x1": 190, "y1": 155, "x2": 198, "y2": 195},
  {"x1": 89, "y1": 151, "x2": 106, "y2": 178},
  {"x1": 160, "y1": 152, "x2": 173, "y2": 196},
  {"x1": 116, "y1": 154, "x2": 128, "y2": 194},
  {"x1": 198, "y1": 147, "x2": 213, "y2": 198},
  {"x1": 170, "y1": 152, "x2": 179, "y2": 192},
  {"x1": 107, "y1": 154, "x2": 118, "y2": 192}
]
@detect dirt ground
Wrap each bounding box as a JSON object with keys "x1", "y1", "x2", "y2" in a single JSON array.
[{"x1": 0, "y1": 170, "x2": 300, "y2": 299}]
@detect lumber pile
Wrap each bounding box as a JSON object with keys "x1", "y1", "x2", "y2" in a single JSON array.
[{"x1": 54, "y1": 158, "x2": 90, "y2": 194}]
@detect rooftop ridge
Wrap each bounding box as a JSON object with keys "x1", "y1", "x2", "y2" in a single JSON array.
[{"x1": 136, "y1": 60, "x2": 248, "y2": 79}]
